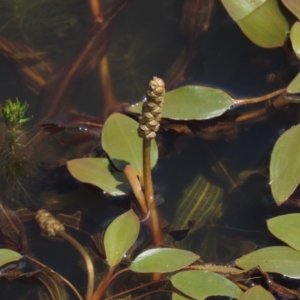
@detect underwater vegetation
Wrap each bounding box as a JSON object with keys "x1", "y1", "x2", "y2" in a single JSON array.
[{"x1": 1, "y1": 0, "x2": 300, "y2": 299}]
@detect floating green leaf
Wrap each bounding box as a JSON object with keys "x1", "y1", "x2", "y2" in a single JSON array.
[
  {"x1": 172, "y1": 174, "x2": 224, "y2": 230},
  {"x1": 0, "y1": 249, "x2": 22, "y2": 267},
  {"x1": 67, "y1": 157, "x2": 130, "y2": 196},
  {"x1": 236, "y1": 246, "x2": 300, "y2": 278},
  {"x1": 102, "y1": 113, "x2": 158, "y2": 177},
  {"x1": 291, "y1": 22, "x2": 300, "y2": 60},
  {"x1": 128, "y1": 85, "x2": 234, "y2": 120},
  {"x1": 238, "y1": 285, "x2": 275, "y2": 300},
  {"x1": 267, "y1": 214, "x2": 300, "y2": 251},
  {"x1": 221, "y1": 0, "x2": 288, "y2": 48},
  {"x1": 130, "y1": 248, "x2": 199, "y2": 273},
  {"x1": 282, "y1": 0, "x2": 300, "y2": 20},
  {"x1": 104, "y1": 209, "x2": 140, "y2": 267},
  {"x1": 287, "y1": 72, "x2": 300, "y2": 94},
  {"x1": 171, "y1": 270, "x2": 243, "y2": 300},
  {"x1": 270, "y1": 124, "x2": 300, "y2": 205}
]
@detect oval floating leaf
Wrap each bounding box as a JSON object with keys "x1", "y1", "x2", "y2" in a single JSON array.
[
  {"x1": 270, "y1": 124, "x2": 300, "y2": 205},
  {"x1": 282, "y1": 0, "x2": 300, "y2": 20},
  {"x1": 267, "y1": 214, "x2": 300, "y2": 251},
  {"x1": 291, "y1": 22, "x2": 300, "y2": 60},
  {"x1": 221, "y1": 0, "x2": 288, "y2": 48},
  {"x1": 0, "y1": 249, "x2": 22, "y2": 267},
  {"x1": 104, "y1": 209, "x2": 140, "y2": 267},
  {"x1": 67, "y1": 157, "x2": 130, "y2": 196},
  {"x1": 128, "y1": 85, "x2": 234, "y2": 120},
  {"x1": 171, "y1": 270, "x2": 243, "y2": 299},
  {"x1": 130, "y1": 248, "x2": 199, "y2": 273},
  {"x1": 102, "y1": 113, "x2": 158, "y2": 177},
  {"x1": 236, "y1": 246, "x2": 300, "y2": 278},
  {"x1": 287, "y1": 72, "x2": 300, "y2": 94},
  {"x1": 238, "y1": 285, "x2": 275, "y2": 300}
]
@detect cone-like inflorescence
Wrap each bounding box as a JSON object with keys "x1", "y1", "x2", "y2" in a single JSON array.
[
  {"x1": 138, "y1": 77, "x2": 165, "y2": 140},
  {"x1": 35, "y1": 209, "x2": 65, "y2": 236}
]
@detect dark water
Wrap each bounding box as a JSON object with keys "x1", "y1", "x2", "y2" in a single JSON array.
[{"x1": 0, "y1": 0, "x2": 298, "y2": 299}]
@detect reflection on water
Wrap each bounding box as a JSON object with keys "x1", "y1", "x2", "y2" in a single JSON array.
[{"x1": 0, "y1": 0, "x2": 298, "y2": 299}]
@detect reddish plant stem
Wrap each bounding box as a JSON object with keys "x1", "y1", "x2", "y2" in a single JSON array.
[
  {"x1": 123, "y1": 165, "x2": 148, "y2": 218},
  {"x1": 89, "y1": 0, "x2": 103, "y2": 22},
  {"x1": 143, "y1": 139, "x2": 163, "y2": 246},
  {"x1": 233, "y1": 88, "x2": 286, "y2": 105},
  {"x1": 91, "y1": 265, "x2": 116, "y2": 300},
  {"x1": 236, "y1": 95, "x2": 290, "y2": 122}
]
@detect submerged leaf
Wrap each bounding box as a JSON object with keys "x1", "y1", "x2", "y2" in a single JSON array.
[
  {"x1": 172, "y1": 174, "x2": 224, "y2": 230},
  {"x1": 221, "y1": 0, "x2": 288, "y2": 48},
  {"x1": 267, "y1": 214, "x2": 300, "y2": 251},
  {"x1": 130, "y1": 248, "x2": 199, "y2": 273},
  {"x1": 102, "y1": 113, "x2": 158, "y2": 177},
  {"x1": 236, "y1": 246, "x2": 300, "y2": 278},
  {"x1": 0, "y1": 249, "x2": 22, "y2": 267},
  {"x1": 128, "y1": 85, "x2": 234, "y2": 120},
  {"x1": 0, "y1": 204, "x2": 28, "y2": 253},
  {"x1": 270, "y1": 124, "x2": 300, "y2": 205},
  {"x1": 0, "y1": 36, "x2": 55, "y2": 95},
  {"x1": 38, "y1": 0, "x2": 130, "y2": 122},
  {"x1": 36, "y1": 267, "x2": 70, "y2": 300},
  {"x1": 238, "y1": 285, "x2": 275, "y2": 300},
  {"x1": 67, "y1": 157, "x2": 129, "y2": 196},
  {"x1": 171, "y1": 270, "x2": 242, "y2": 299},
  {"x1": 104, "y1": 210, "x2": 140, "y2": 267}
]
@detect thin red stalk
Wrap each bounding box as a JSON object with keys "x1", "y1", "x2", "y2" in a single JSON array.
[
  {"x1": 233, "y1": 88, "x2": 286, "y2": 105},
  {"x1": 91, "y1": 265, "x2": 116, "y2": 300},
  {"x1": 123, "y1": 165, "x2": 148, "y2": 218},
  {"x1": 143, "y1": 139, "x2": 163, "y2": 246}
]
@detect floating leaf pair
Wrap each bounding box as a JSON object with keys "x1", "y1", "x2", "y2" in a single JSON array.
[
  {"x1": 67, "y1": 113, "x2": 158, "y2": 195},
  {"x1": 237, "y1": 214, "x2": 300, "y2": 278}
]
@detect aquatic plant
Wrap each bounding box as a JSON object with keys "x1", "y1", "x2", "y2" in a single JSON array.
[
  {"x1": 2, "y1": 98, "x2": 32, "y2": 132},
  {"x1": 2, "y1": 0, "x2": 300, "y2": 299}
]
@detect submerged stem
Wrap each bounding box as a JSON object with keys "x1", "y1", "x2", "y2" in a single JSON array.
[
  {"x1": 35, "y1": 210, "x2": 94, "y2": 300},
  {"x1": 56, "y1": 230, "x2": 94, "y2": 300}
]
